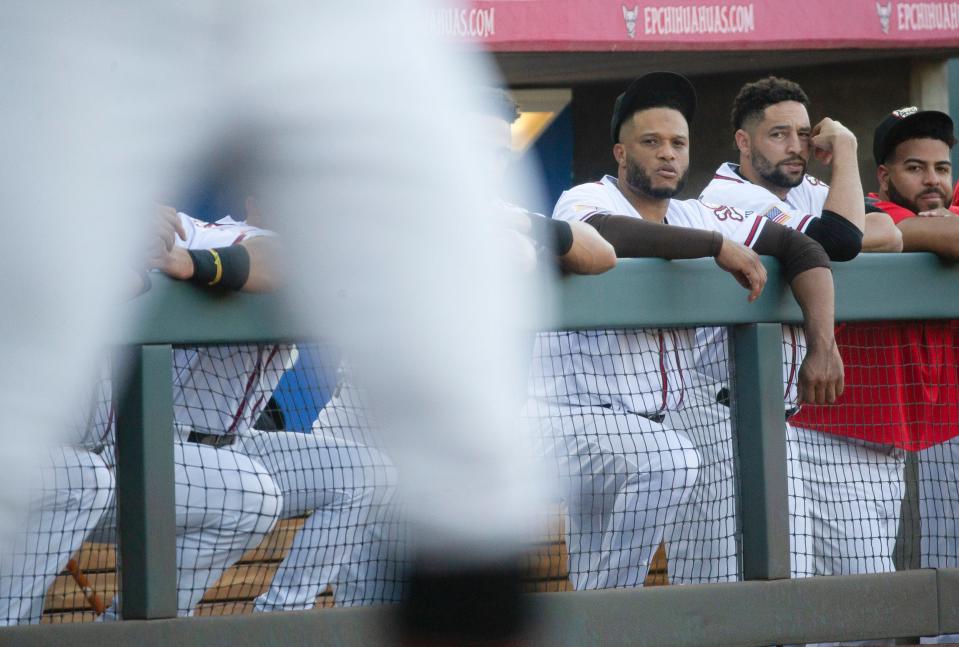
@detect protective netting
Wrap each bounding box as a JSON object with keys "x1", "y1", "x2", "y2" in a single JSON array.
[
  {"x1": 5, "y1": 319, "x2": 959, "y2": 624},
  {"x1": 0, "y1": 343, "x2": 404, "y2": 624},
  {"x1": 166, "y1": 344, "x2": 402, "y2": 615},
  {"x1": 791, "y1": 320, "x2": 959, "y2": 576},
  {"x1": 525, "y1": 327, "x2": 739, "y2": 588}
]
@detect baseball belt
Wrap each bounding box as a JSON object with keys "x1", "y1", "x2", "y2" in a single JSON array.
[
  {"x1": 186, "y1": 431, "x2": 237, "y2": 448},
  {"x1": 598, "y1": 403, "x2": 666, "y2": 424},
  {"x1": 715, "y1": 388, "x2": 799, "y2": 420}
]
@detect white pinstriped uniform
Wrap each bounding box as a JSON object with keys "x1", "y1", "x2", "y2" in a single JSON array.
[
  {"x1": 0, "y1": 215, "x2": 285, "y2": 624},
  {"x1": 665, "y1": 164, "x2": 904, "y2": 587},
  {"x1": 530, "y1": 174, "x2": 774, "y2": 590},
  {"x1": 661, "y1": 163, "x2": 827, "y2": 584},
  {"x1": 93, "y1": 215, "x2": 285, "y2": 618}
]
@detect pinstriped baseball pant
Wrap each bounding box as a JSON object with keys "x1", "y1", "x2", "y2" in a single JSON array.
[
  {"x1": 531, "y1": 399, "x2": 700, "y2": 590},
  {"x1": 0, "y1": 447, "x2": 114, "y2": 625},
  {"x1": 92, "y1": 435, "x2": 282, "y2": 618}
]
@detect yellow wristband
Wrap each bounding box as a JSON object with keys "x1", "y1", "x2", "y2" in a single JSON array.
[{"x1": 208, "y1": 249, "x2": 223, "y2": 286}]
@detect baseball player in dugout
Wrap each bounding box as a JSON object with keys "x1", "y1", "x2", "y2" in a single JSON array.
[
  {"x1": 529, "y1": 71, "x2": 843, "y2": 591},
  {"x1": 147, "y1": 202, "x2": 402, "y2": 618},
  {"x1": 474, "y1": 87, "x2": 616, "y2": 276},
  {"x1": 794, "y1": 106, "x2": 959, "y2": 645},
  {"x1": 676, "y1": 77, "x2": 905, "y2": 597}
]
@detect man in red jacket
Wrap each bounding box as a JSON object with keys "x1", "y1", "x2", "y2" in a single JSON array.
[{"x1": 791, "y1": 108, "x2": 958, "y2": 606}]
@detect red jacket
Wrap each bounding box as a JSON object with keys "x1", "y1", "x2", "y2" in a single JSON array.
[{"x1": 791, "y1": 194, "x2": 959, "y2": 450}]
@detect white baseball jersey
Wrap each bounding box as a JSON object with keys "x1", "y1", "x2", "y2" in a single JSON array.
[
  {"x1": 531, "y1": 174, "x2": 770, "y2": 415},
  {"x1": 701, "y1": 162, "x2": 829, "y2": 232},
  {"x1": 697, "y1": 163, "x2": 831, "y2": 408},
  {"x1": 175, "y1": 213, "x2": 277, "y2": 250}
]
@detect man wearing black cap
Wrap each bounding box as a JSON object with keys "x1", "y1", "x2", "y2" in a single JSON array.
[
  {"x1": 868, "y1": 106, "x2": 959, "y2": 235},
  {"x1": 864, "y1": 110, "x2": 959, "y2": 645},
  {"x1": 789, "y1": 109, "x2": 959, "y2": 626},
  {"x1": 530, "y1": 71, "x2": 843, "y2": 590}
]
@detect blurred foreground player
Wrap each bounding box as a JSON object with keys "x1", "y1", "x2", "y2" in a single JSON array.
[{"x1": 0, "y1": 2, "x2": 548, "y2": 643}]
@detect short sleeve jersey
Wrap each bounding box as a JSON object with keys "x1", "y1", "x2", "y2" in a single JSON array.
[
  {"x1": 694, "y1": 163, "x2": 831, "y2": 409},
  {"x1": 700, "y1": 162, "x2": 829, "y2": 233},
  {"x1": 176, "y1": 213, "x2": 275, "y2": 250},
  {"x1": 530, "y1": 175, "x2": 768, "y2": 415}
]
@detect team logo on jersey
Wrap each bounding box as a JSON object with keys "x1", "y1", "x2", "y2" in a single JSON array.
[
  {"x1": 701, "y1": 200, "x2": 745, "y2": 222},
  {"x1": 762, "y1": 206, "x2": 792, "y2": 225},
  {"x1": 573, "y1": 203, "x2": 600, "y2": 213},
  {"x1": 623, "y1": 5, "x2": 639, "y2": 38},
  {"x1": 876, "y1": 1, "x2": 892, "y2": 33}
]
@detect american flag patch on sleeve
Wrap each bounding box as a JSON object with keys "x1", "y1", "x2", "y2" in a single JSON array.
[{"x1": 762, "y1": 206, "x2": 792, "y2": 225}]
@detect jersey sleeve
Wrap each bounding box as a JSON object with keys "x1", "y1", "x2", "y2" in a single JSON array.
[
  {"x1": 177, "y1": 213, "x2": 276, "y2": 251},
  {"x1": 670, "y1": 199, "x2": 769, "y2": 249},
  {"x1": 702, "y1": 174, "x2": 813, "y2": 233},
  {"x1": 552, "y1": 183, "x2": 618, "y2": 223}
]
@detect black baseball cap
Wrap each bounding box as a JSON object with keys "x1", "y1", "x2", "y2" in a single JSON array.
[
  {"x1": 610, "y1": 72, "x2": 697, "y2": 144},
  {"x1": 873, "y1": 106, "x2": 955, "y2": 166}
]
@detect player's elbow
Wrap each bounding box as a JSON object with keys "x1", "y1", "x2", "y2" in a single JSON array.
[
  {"x1": 883, "y1": 226, "x2": 904, "y2": 253},
  {"x1": 863, "y1": 212, "x2": 903, "y2": 253},
  {"x1": 593, "y1": 240, "x2": 618, "y2": 274},
  {"x1": 562, "y1": 221, "x2": 618, "y2": 275}
]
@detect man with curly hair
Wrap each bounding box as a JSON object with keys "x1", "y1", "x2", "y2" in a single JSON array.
[{"x1": 667, "y1": 77, "x2": 904, "y2": 588}]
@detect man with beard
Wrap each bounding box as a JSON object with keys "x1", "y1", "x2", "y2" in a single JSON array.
[
  {"x1": 701, "y1": 76, "x2": 901, "y2": 254},
  {"x1": 866, "y1": 107, "x2": 959, "y2": 226},
  {"x1": 816, "y1": 106, "x2": 959, "y2": 645},
  {"x1": 666, "y1": 79, "x2": 903, "y2": 589},
  {"x1": 530, "y1": 72, "x2": 843, "y2": 590}
]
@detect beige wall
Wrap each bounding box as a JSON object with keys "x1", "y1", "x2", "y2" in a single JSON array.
[{"x1": 570, "y1": 58, "x2": 913, "y2": 199}]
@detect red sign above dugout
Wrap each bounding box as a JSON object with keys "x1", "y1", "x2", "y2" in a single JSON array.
[{"x1": 430, "y1": 0, "x2": 959, "y2": 51}]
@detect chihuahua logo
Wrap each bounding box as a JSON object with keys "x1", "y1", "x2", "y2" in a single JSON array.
[
  {"x1": 623, "y1": 5, "x2": 639, "y2": 38},
  {"x1": 876, "y1": 1, "x2": 892, "y2": 33}
]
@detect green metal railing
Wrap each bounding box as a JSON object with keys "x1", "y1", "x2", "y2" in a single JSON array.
[{"x1": 3, "y1": 253, "x2": 959, "y2": 646}]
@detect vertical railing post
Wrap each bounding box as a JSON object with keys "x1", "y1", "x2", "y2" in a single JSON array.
[
  {"x1": 730, "y1": 323, "x2": 792, "y2": 581},
  {"x1": 113, "y1": 344, "x2": 178, "y2": 619},
  {"x1": 894, "y1": 452, "x2": 922, "y2": 571}
]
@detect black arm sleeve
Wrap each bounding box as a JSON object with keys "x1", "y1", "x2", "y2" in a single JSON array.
[
  {"x1": 585, "y1": 213, "x2": 723, "y2": 259},
  {"x1": 801, "y1": 210, "x2": 863, "y2": 262},
  {"x1": 752, "y1": 220, "x2": 831, "y2": 283},
  {"x1": 526, "y1": 215, "x2": 574, "y2": 256}
]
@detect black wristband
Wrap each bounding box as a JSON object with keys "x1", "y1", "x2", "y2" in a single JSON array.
[{"x1": 187, "y1": 245, "x2": 251, "y2": 291}]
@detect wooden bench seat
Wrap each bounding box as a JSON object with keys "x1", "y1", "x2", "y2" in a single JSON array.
[{"x1": 41, "y1": 514, "x2": 669, "y2": 622}]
